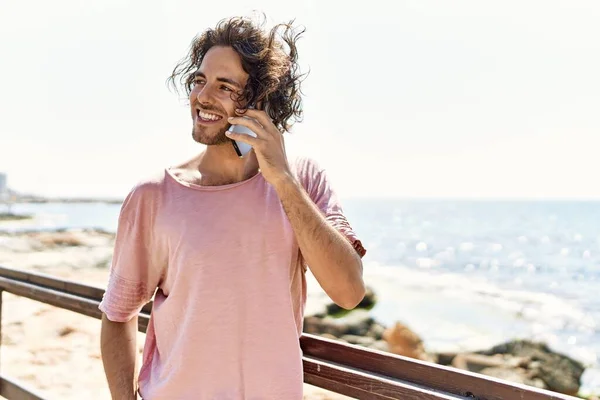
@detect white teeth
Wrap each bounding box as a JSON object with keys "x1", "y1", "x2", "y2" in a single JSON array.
[{"x1": 198, "y1": 110, "x2": 221, "y2": 121}]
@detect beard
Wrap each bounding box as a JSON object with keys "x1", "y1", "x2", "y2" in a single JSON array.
[
  {"x1": 191, "y1": 102, "x2": 231, "y2": 145},
  {"x1": 192, "y1": 123, "x2": 232, "y2": 145}
]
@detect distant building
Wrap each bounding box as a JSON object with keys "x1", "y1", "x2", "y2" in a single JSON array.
[
  {"x1": 0, "y1": 172, "x2": 6, "y2": 195},
  {"x1": 0, "y1": 173, "x2": 7, "y2": 205}
]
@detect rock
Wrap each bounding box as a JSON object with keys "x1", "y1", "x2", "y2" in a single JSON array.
[
  {"x1": 320, "y1": 333, "x2": 338, "y2": 341},
  {"x1": 319, "y1": 318, "x2": 349, "y2": 337},
  {"x1": 436, "y1": 352, "x2": 458, "y2": 366},
  {"x1": 451, "y1": 353, "x2": 531, "y2": 373},
  {"x1": 337, "y1": 309, "x2": 374, "y2": 336},
  {"x1": 479, "y1": 367, "x2": 546, "y2": 390},
  {"x1": 325, "y1": 286, "x2": 377, "y2": 315},
  {"x1": 304, "y1": 315, "x2": 349, "y2": 337},
  {"x1": 476, "y1": 340, "x2": 584, "y2": 396},
  {"x1": 304, "y1": 309, "x2": 374, "y2": 337},
  {"x1": 366, "y1": 322, "x2": 386, "y2": 340},
  {"x1": 382, "y1": 321, "x2": 435, "y2": 362},
  {"x1": 445, "y1": 340, "x2": 586, "y2": 396},
  {"x1": 303, "y1": 316, "x2": 328, "y2": 335},
  {"x1": 340, "y1": 335, "x2": 376, "y2": 347},
  {"x1": 368, "y1": 340, "x2": 390, "y2": 352},
  {"x1": 30, "y1": 232, "x2": 86, "y2": 248}
]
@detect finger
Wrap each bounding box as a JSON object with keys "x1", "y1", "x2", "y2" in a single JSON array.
[
  {"x1": 227, "y1": 116, "x2": 266, "y2": 138},
  {"x1": 236, "y1": 108, "x2": 276, "y2": 134},
  {"x1": 225, "y1": 130, "x2": 260, "y2": 146}
]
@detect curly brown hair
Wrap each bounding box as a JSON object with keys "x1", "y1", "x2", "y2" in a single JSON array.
[{"x1": 168, "y1": 15, "x2": 306, "y2": 133}]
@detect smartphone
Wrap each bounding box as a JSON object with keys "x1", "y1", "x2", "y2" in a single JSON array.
[
  {"x1": 228, "y1": 104, "x2": 261, "y2": 158},
  {"x1": 229, "y1": 120, "x2": 257, "y2": 158}
]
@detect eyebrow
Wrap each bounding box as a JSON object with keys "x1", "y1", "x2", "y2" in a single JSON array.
[{"x1": 193, "y1": 71, "x2": 243, "y2": 90}]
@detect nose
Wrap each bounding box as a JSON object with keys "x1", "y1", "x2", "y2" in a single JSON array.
[{"x1": 195, "y1": 84, "x2": 215, "y2": 105}]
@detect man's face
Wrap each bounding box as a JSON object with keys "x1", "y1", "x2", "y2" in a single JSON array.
[{"x1": 189, "y1": 46, "x2": 249, "y2": 145}]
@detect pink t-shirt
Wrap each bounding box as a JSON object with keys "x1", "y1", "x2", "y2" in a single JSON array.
[{"x1": 99, "y1": 157, "x2": 365, "y2": 400}]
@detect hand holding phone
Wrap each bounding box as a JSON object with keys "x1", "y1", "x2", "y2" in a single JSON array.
[
  {"x1": 229, "y1": 104, "x2": 263, "y2": 158},
  {"x1": 228, "y1": 119, "x2": 257, "y2": 158}
]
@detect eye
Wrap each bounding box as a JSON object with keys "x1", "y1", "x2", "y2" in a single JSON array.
[
  {"x1": 193, "y1": 77, "x2": 205, "y2": 85},
  {"x1": 221, "y1": 85, "x2": 232, "y2": 92}
]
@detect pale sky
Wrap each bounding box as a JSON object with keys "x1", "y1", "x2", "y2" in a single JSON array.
[{"x1": 1, "y1": 0, "x2": 599, "y2": 199}]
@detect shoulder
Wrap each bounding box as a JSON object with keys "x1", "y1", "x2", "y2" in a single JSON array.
[
  {"x1": 119, "y1": 170, "x2": 169, "y2": 218},
  {"x1": 289, "y1": 155, "x2": 327, "y2": 184},
  {"x1": 289, "y1": 155, "x2": 339, "y2": 203},
  {"x1": 127, "y1": 170, "x2": 168, "y2": 198}
]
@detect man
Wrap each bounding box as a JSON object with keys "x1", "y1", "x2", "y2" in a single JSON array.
[{"x1": 99, "y1": 15, "x2": 366, "y2": 400}]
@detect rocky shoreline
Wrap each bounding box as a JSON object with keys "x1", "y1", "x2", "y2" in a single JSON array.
[
  {"x1": 0, "y1": 212, "x2": 33, "y2": 221},
  {"x1": 306, "y1": 291, "x2": 588, "y2": 397},
  {"x1": 2, "y1": 187, "x2": 123, "y2": 204},
  {"x1": 13, "y1": 198, "x2": 123, "y2": 204},
  {"x1": 0, "y1": 228, "x2": 597, "y2": 399}
]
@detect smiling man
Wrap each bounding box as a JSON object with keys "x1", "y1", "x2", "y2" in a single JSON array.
[{"x1": 98, "y1": 16, "x2": 366, "y2": 400}]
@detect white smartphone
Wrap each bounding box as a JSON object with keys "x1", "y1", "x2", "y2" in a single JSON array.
[{"x1": 228, "y1": 119, "x2": 257, "y2": 158}]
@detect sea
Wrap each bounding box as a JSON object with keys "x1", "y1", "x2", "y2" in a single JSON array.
[{"x1": 1, "y1": 199, "x2": 599, "y2": 394}]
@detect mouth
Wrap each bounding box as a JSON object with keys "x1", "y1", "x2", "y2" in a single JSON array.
[{"x1": 196, "y1": 109, "x2": 224, "y2": 125}]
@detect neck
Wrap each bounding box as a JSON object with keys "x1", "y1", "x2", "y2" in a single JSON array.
[{"x1": 196, "y1": 141, "x2": 260, "y2": 184}]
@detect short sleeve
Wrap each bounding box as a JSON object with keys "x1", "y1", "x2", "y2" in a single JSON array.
[
  {"x1": 99, "y1": 182, "x2": 167, "y2": 322},
  {"x1": 294, "y1": 157, "x2": 367, "y2": 258}
]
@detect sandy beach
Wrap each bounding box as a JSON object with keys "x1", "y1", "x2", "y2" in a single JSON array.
[{"x1": 0, "y1": 230, "x2": 351, "y2": 399}]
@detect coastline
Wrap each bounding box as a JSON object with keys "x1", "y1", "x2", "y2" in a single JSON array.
[
  {"x1": 10, "y1": 198, "x2": 124, "y2": 205},
  {"x1": 0, "y1": 212, "x2": 33, "y2": 221},
  {"x1": 3, "y1": 187, "x2": 124, "y2": 205}
]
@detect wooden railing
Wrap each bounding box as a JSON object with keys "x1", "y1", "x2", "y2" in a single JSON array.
[{"x1": 0, "y1": 265, "x2": 581, "y2": 400}]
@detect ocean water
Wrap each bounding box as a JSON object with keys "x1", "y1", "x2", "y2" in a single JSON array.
[
  {"x1": 344, "y1": 199, "x2": 600, "y2": 394},
  {"x1": 1, "y1": 199, "x2": 599, "y2": 393}
]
